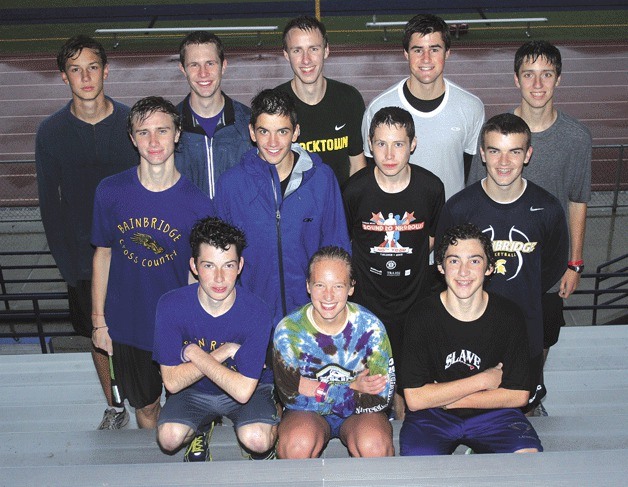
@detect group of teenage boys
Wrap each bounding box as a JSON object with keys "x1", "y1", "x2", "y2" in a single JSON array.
[{"x1": 35, "y1": 12, "x2": 590, "y2": 459}]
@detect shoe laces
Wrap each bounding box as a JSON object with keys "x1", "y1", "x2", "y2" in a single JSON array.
[
  {"x1": 99, "y1": 408, "x2": 120, "y2": 429},
  {"x1": 188, "y1": 434, "x2": 206, "y2": 454}
]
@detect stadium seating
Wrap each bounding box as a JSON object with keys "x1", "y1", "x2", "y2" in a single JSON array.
[{"x1": 1, "y1": 324, "x2": 626, "y2": 485}]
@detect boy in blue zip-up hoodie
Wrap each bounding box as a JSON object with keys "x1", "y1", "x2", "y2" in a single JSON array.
[
  {"x1": 215, "y1": 89, "x2": 350, "y2": 328},
  {"x1": 174, "y1": 32, "x2": 252, "y2": 198}
]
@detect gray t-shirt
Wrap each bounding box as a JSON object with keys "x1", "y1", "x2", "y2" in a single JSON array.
[{"x1": 469, "y1": 109, "x2": 592, "y2": 214}]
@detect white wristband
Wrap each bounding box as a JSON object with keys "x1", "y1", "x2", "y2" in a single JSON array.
[{"x1": 180, "y1": 343, "x2": 194, "y2": 363}]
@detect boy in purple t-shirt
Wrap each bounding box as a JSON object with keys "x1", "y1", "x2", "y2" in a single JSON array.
[
  {"x1": 91, "y1": 97, "x2": 213, "y2": 431},
  {"x1": 153, "y1": 217, "x2": 278, "y2": 462}
]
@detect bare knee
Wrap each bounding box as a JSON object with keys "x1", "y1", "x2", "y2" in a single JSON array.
[
  {"x1": 515, "y1": 448, "x2": 539, "y2": 453},
  {"x1": 343, "y1": 414, "x2": 394, "y2": 458},
  {"x1": 277, "y1": 414, "x2": 328, "y2": 459},
  {"x1": 278, "y1": 428, "x2": 325, "y2": 459},
  {"x1": 349, "y1": 435, "x2": 394, "y2": 458},
  {"x1": 157, "y1": 423, "x2": 193, "y2": 453},
  {"x1": 237, "y1": 423, "x2": 277, "y2": 453}
]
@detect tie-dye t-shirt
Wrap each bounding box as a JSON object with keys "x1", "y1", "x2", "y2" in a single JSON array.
[{"x1": 273, "y1": 302, "x2": 395, "y2": 418}]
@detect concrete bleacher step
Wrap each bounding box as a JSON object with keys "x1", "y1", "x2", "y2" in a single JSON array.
[
  {"x1": 0, "y1": 325, "x2": 627, "y2": 485},
  {"x1": 2, "y1": 450, "x2": 627, "y2": 487},
  {"x1": 544, "y1": 324, "x2": 628, "y2": 371},
  {"x1": 2, "y1": 385, "x2": 626, "y2": 435},
  {"x1": 1, "y1": 415, "x2": 626, "y2": 468},
  {"x1": 1, "y1": 375, "x2": 627, "y2": 433}
]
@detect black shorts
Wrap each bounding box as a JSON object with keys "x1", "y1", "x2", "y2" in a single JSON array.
[
  {"x1": 67, "y1": 280, "x2": 92, "y2": 338},
  {"x1": 112, "y1": 342, "x2": 163, "y2": 409},
  {"x1": 543, "y1": 292, "x2": 566, "y2": 349}
]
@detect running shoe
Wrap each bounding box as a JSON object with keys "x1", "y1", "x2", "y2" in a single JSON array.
[
  {"x1": 97, "y1": 407, "x2": 129, "y2": 430},
  {"x1": 241, "y1": 446, "x2": 277, "y2": 460},
  {"x1": 184, "y1": 422, "x2": 215, "y2": 462}
]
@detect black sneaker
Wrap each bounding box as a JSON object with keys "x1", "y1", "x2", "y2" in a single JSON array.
[
  {"x1": 243, "y1": 447, "x2": 277, "y2": 460},
  {"x1": 97, "y1": 407, "x2": 129, "y2": 430},
  {"x1": 184, "y1": 422, "x2": 215, "y2": 462}
]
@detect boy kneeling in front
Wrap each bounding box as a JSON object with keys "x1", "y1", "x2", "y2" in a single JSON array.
[{"x1": 399, "y1": 223, "x2": 542, "y2": 455}]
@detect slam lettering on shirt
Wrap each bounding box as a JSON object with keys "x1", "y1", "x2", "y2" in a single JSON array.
[
  {"x1": 116, "y1": 216, "x2": 183, "y2": 267},
  {"x1": 299, "y1": 136, "x2": 348, "y2": 153},
  {"x1": 445, "y1": 349, "x2": 481, "y2": 370}
]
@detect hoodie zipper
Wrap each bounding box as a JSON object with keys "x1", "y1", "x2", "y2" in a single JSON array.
[{"x1": 270, "y1": 172, "x2": 288, "y2": 318}]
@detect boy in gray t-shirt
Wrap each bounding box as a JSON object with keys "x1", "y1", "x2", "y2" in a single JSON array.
[{"x1": 468, "y1": 42, "x2": 591, "y2": 416}]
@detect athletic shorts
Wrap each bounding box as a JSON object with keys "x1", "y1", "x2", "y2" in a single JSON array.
[
  {"x1": 323, "y1": 413, "x2": 348, "y2": 439},
  {"x1": 281, "y1": 410, "x2": 348, "y2": 439},
  {"x1": 111, "y1": 342, "x2": 162, "y2": 410},
  {"x1": 67, "y1": 280, "x2": 93, "y2": 338},
  {"x1": 543, "y1": 292, "x2": 566, "y2": 349},
  {"x1": 158, "y1": 382, "x2": 279, "y2": 433},
  {"x1": 399, "y1": 407, "x2": 542, "y2": 455}
]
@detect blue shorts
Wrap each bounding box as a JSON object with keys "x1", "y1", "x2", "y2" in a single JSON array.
[
  {"x1": 158, "y1": 382, "x2": 280, "y2": 432},
  {"x1": 324, "y1": 414, "x2": 348, "y2": 439},
  {"x1": 400, "y1": 407, "x2": 543, "y2": 455}
]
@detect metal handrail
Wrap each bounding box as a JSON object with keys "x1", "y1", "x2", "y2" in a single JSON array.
[{"x1": 590, "y1": 253, "x2": 628, "y2": 325}]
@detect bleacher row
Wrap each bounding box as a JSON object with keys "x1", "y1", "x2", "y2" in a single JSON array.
[
  {"x1": 1, "y1": 324, "x2": 626, "y2": 486},
  {"x1": 2, "y1": 1, "x2": 624, "y2": 26}
]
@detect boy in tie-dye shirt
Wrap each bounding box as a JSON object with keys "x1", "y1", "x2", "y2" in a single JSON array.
[{"x1": 273, "y1": 246, "x2": 395, "y2": 458}]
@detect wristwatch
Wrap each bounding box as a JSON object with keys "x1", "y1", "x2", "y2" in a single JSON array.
[{"x1": 567, "y1": 260, "x2": 584, "y2": 274}]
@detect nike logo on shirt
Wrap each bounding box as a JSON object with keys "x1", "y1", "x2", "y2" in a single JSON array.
[
  {"x1": 335, "y1": 124, "x2": 346, "y2": 131},
  {"x1": 530, "y1": 206, "x2": 544, "y2": 212}
]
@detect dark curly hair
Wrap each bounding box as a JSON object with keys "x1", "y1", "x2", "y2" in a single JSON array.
[
  {"x1": 190, "y1": 216, "x2": 247, "y2": 260},
  {"x1": 436, "y1": 223, "x2": 495, "y2": 270}
]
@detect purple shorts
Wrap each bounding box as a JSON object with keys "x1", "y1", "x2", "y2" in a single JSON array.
[{"x1": 400, "y1": 407, "x2": 542, "y2": 455}]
